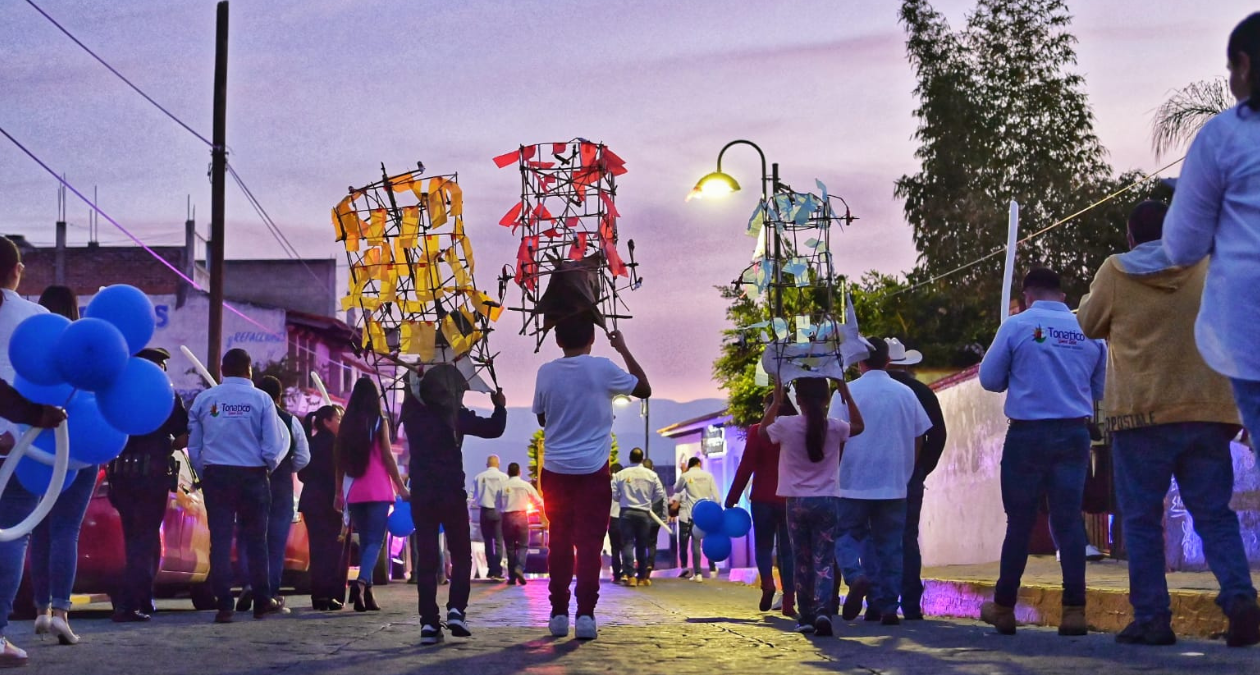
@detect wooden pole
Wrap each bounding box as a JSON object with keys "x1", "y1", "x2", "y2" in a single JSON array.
[{"x1": 207, "y1": 1, "x2": 229, "y2": 380}]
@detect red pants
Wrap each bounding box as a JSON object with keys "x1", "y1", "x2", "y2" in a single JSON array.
[{"x1": 542, "y1": 464, "x2": 611, "y2": 618}]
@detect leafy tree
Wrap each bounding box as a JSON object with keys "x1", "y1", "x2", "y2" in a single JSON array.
[{"x1": 527, "y1": 429, "x2": 618, "y2": 484}]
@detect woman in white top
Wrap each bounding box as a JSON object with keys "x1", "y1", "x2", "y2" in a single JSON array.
[{"x1": 760, "y1": 377, "x2": 863, "y2": 637}]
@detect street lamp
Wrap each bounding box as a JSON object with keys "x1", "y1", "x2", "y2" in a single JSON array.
[{"x1": 613, "y1": 395, "x2": 651, "y2": 461}]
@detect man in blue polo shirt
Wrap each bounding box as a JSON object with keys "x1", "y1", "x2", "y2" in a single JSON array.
[{"x1": 978, "y1": 268, "x2": 1106, "y2": 637}]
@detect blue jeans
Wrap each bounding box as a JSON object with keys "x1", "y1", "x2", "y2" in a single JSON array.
[
  {"x1": 348, "y1": 501, "x2": 389, "y2": 585},
  {"x1": 1113, "y1": 423, "x2": 1256, "y2": 623},
  {"x1": 996, "y1": 419, "x2": 1091, "y2": 608},
  {"x1": 836, "y1": 497, "x2": 907, "y2": 615},
  {"x1": 678, "y1": 520, "x2": 714, "y2": 576},
  {"x1": 480, "y1": 508, "x2": 504, "y2": 578},
  {"x1": 238, "y1": 467, "x2": 295, "y2": 596},
  {"x1": 786, "y1": 496, "x2": 839, "y2": 622},
  {"x1": 750, "y1": 502, "x2": 793, "y2": 591},
  {"x1": 619, "y1": 509, "x2": 653, "y2": 580},
  {"x1": 0, "y1": 482, "x2": 39, "y2": 634},
  {"x1": 502, "y1": 510, "x2": 530, "y2": 581},
  {"x1": 203, "y1": 465, "x2": 271, "y2": 611},
  {"x1": 1231, "y1": 378, "x2": 1260, "y2": 444},
  {"x1": 29, "y1": 465, "x2": 97, "y2": 612}
]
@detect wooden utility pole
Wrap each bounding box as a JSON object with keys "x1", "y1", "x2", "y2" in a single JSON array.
[{"x1": 207, "y1": 1, "x2": 229, "y2": 381}]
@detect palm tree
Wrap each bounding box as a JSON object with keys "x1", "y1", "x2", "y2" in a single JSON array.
[{"x1": 1151, "y1": 78, "x2": 1233, "y2": 159}]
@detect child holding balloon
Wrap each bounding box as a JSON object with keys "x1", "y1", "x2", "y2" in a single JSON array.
[{"x1": 760, "y1": 377, "x2": 863, "y2": 637}]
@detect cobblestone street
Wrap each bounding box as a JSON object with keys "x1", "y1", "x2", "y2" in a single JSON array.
[{"x1": 11, "y1": 578, "x2": 1257, "y2": 674}]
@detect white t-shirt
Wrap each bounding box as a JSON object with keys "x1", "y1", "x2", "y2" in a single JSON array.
[
  {"x1": 0, "y1": 290, "x2": 49, "y2": 439},
  {"x1": 767, "y1": 415, "x2": 851, "y2": 498},
  {"x1": 829, "y1": 370, "x2": 932, "y2": 500},
  {"x1": 532, "y1": 354, "x2": 638, "y2": 475}
]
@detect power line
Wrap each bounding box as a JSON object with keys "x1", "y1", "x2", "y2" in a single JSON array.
[{"x1": 227, "y1": 164, "x2": 327, "y2": 287}]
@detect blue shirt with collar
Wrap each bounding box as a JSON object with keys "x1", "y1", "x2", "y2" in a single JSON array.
[
  {"x1": 979, "y1": 301, "x2": 1107, "y2": 421},
  {"x1": 188, "y1": 376, "x2": 287, "y2": 472}
]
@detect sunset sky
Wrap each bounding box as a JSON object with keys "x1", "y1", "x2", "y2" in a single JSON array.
[{"x1": 1, "y1": 0, "x2": 1253, "y2": 406}]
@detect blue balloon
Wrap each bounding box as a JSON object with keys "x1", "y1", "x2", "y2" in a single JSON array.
[
  {"x1": 53, "y1": 318, "x2": 130, "y2": 392},
  {"x1": 692, "y1": 499, "x2": 724, "y2": 533},
  {"x1": 13, "y1": 375, "x2": 74, "y2": 407},
  {"x1": 9, "y1": 314, "x2": 71, "y2": 386},
  {"x1": 721, "y1": 506, "x2": 753, "y2": 539},
  {"x1": 701, "y1": 532, "x2": 732, "y2": 562},
  {"x1": 85, "y1": 285, "x2": 155, "y2": 355},
  {"x1": 14, "y1": 456, "x2": 78, "y2": 494},
  {"x1": 34, "y1": 392, "x2": 128, "y2": 465},
  {"x1": 97, "y1": 357, "x2": 175, "y2": 435},
  {"x1": 388, "y1": 499, "x2": 415, "y2": 537}
]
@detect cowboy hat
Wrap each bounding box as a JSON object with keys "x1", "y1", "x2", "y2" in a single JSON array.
[{"x1": 885, "y1": 338, "x2": 923, "y2": 366}]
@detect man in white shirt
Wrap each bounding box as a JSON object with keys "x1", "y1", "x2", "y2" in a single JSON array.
[
  {"x1": 472, "y1": 456, "x2": 509, "y2": 581},
  {"x1": 673, "y1": 457, "x2": 720, "y2": 580},
  {"x1": 829, "y1": 338, "x2": 931, "y2": 627},
  {"x1": 612, "y1": 448, "x2": 666, "y2": 587},
  {"x1": 497, "y1": 462, "x2": 544, "y2": 586}
]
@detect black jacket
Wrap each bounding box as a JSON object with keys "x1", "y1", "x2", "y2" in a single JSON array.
[
  {"x1": 298, "y1": 432, "x2": 337, "y2": 514},
  {"x1": 889, "y1": 370, "x2": 948, "y2": 478},
  {"x1": 402, "y1": 396, "x2": 506, "y2": 492}
]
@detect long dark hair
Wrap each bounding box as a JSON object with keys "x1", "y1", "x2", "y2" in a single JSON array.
[
  {"x1": 37, "y1": 285, "x2": 79, "y2": 320},
  {"x1": 337, "y1": 377, "x2": 384, "y2": 479},
  {"x1": 305, "y1": 404, "x2": 342, "y2": 437},
  {"x1": 794, "y1": 378, "x2": 830, "y2": 463},
  {"x1": 1230, "y1": 13, "x2": 1260, "y2": 112},
  {"x1": 0, "y1": 237, "x2": 20, "y2": 309}
]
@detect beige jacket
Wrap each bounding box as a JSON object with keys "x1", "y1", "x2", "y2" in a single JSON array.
[{"x1": 1078, "y1": 242, "x2": 1239, "y2": 431}]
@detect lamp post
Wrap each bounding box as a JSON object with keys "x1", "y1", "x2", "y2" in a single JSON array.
[
  {"x1": 689, "y1": 139, "x2": 784, "y2": 317},
  {"x1": 613, "y1": 395, "x2": 651, "y2": 461}
]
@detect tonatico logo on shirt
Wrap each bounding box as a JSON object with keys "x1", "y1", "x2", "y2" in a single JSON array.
[
  {"x1": 1033, "y1": 326, "x2": 1047, "y2": 344},
  {"x1": 1033, "y1": 325, "x2": 1086, "y2": 347},
  {"x1": 218, "y1": 403, "x2": 253, "y2": 418},
  {"x1": 210, "y1": 403, "x2": 220, "y2": 418}
]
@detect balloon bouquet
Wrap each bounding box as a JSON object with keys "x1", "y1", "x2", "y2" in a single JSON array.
[
  {"x1": 689, "y1": 500, "x2": 753, "y2": 563},
  {"x1": 0, "y1": 285, "x2": 175, "y2": 541}
]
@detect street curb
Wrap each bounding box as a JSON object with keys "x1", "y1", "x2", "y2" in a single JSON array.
[{"x1": 70, "y1": 593, "x2": 110, "y2": 607}]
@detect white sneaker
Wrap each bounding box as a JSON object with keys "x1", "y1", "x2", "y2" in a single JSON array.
[
  {"x1": 1085, "y1": 544, "x2": 1105, "y2": 562},
  {"x1": 575, "y1": 615, "x2": 598, "y2": 640},
  {"x1": 548, "y1": 615, "x2": 569, "y2": 637},
  {"x1": 770, "y1": 593, "x2": 784, "y2": 611},
  {"x1": 690, "y1": 575, "x2": 704, "y2": 583}
]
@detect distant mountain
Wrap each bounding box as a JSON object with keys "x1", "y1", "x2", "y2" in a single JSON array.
[{"x1": 460, "y1": 398, "x2": 725, "y2": 484}]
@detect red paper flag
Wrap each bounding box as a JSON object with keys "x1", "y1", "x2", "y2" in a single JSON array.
[
  {"x1": 569, "y1": 233, "x2": 588, "y2": 260},
  {"x1": 493, "y1": 150, "x2": 519, "y2": 168},
  {"x1": 600, "y1": 192, "x2": 620, "y2": 218},
  {"x1": 499, "y1": 202, "x2": 524, "y2": 228},
  {"x1": 533, "y1": 203, "x2": 554, "y2": 222},
  {"x1": 603, "y1": 148, "x2": 628, "y2": 176},
  {"x1": 552, "y1": 142, "x2": 568, "y2": 155},
  {"x1": 604, "y1": 238, "x2": 627, "y2": 277}
]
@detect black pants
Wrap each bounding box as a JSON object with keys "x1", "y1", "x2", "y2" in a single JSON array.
[
  {"x1": 502, "y1": 511, "x2": 530, "y2": 581},
  {"x1": 203, "y1": 466, "x2": 271, "y2": 611},
  {"x1": 109, "y1": 477, "x2": 168, "y2": 613},
  {"x1": 479, "y1": 508, "x2": 504, "y2": 578},
  {"x1": 302, "y1": 506, "x2": 348, "y2": 604},
  {"x1": 608, "y1": 516, "x2": 624, "y2": 579},
  {"x1": 620, "y1": 510, "x2": 653, "y2": 580},
  {"x1": 902, "y1": 473, "x2": 927, "y2": 613},
  {"x1": 414, "y1": 489, "x2": 472, "y2": 626}
]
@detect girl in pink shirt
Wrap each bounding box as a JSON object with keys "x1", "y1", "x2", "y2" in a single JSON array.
[
  {"x1": 336, "y1": 378, "x2": 409, "y2": 612},
  {"x1": 761, "y1": 377, "x2": 863, "y2": 636}
]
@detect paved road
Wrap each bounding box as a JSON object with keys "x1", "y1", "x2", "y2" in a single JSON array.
[{"x1": 9, "y1": 579, "x2": 1256, "y2": 674}]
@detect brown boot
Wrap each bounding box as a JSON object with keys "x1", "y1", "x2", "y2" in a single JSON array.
[
  {"x1": 782, "y1": 591, "x2": 797, "y2": 618},
  {"x1": 980, "y1": 601, "x2": 1017, "y2": 635},
  {"x1": 1059, "y1": 606, "x2": 1088, "y2": 636}
]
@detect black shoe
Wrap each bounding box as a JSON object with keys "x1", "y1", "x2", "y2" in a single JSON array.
[
  {"x1": 1116, "y1": 620, "x2": 1177, "y2": 646},
  {"x1": 214, "y1": 609, "x2": 234, "y2": 624},
  {"x1": 1226, "y1": 598, "x2": 1260, "y2": 648},
  {"x1": 364, "y1": 585, "x2": 381, "y2": 611},
  {"x1": 864, "y1": 607, "x2": 883, "y2": 622},
  {"x1": 678, "y1": 570, "x2": 692, "y2": 579},
  {"x1": 504, "y1": 577, "x2": 515, "y2": 585},
  {"x1": 350, "y1": 582, "x2": 366, "y2": 612},
  {"x1": 253, "y1": 598, "x2": 284, "y2": 619},
  {"x1": 903, "y1": 608, "x2": 925, "y2": 621},
  {"x1": 111, "y1": 609, "x2": 151, "y2": 623},
  {"x1": 881, "y1": 613, "x2": 901, "y2": 626},
  {"x1": 842, "y1": 578, "x2": 870, "y2": 621},
  {"x1": 235, "y1": 590, "x2": 253, "y2": 613},
  {"x1": 327, "y1": 599, "x2": 344, "y2": 611},
  {"x1": 516, "y1": 577, "x2": 528, "y2": 586},
  {"x1": 312, "y1": 598, "x2": 330, "y2": 611},
  {"x1": 420, "y1": 623, "x2": 445, "y2": 645},
  {"x1": 760, "y1": 588, "x2": 775, "y2": 612},
  {"x1": 447, "y1": 609, "x2": 471, "y2": 637},
  {"x1": 813, "y1": 615, "x2": 834, "y2": 637}
]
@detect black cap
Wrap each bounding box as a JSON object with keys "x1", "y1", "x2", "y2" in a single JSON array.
[
  {"x1": 137, "y1": 347, "x2": 171, "y2": 364},
  {"x1": 1022, "y1": 268, "x2": 1061, "y2": 292}
]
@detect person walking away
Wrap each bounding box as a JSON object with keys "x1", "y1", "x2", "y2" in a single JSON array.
[
  {"x1": 188, "y1": 348, "x2": 288, "y2": 623},
  {"x1": 641, "y1": 458, "x2": 667, "y2": 579},
  {"x1": 24, "y1": 287, "x2": 96, "y2": 644},
  {"x1": 235, "y1": 377, "x2": 309, "y2": 611},
  {"x1": 607, "y1": 462, "x2": 625, "y2": 584},
  {"x1": 763, "y1": 377, "x2": 862, "y2": 636},
  {"x1": 533, "y1": 318, "x2": 650, "y2": 640},
  {"x1": 107, "y1": 347, "x2": 189, "y2": 623},
  {"x1": 831, "y1": 338, "x2": 932, "y2": 626},
  {"x1": 336, "y1": 377, "x2": 409, "y2": 613},
  {"x1": 728, "y1": 393, "x2": 798, "y2": 616},
  {"x1": 613, "y1": 450, "x2": 666, "y2": 587},
  {"x1": 499, "y1": 462, "x2": 545, "y2": 586},
  {"x1": 1164, "y1": 13, "x2": 1260, "y2": 450},
  {"x1": 298, "y1": 404, "x2": 346, "y2": 611},
  {"x1": 674, "y1": 457, "x2": 720, "y2": 582},
  {"x1": 977, "y1": 268, "x2": 1106, "y2": 636},
  {"x1": 402, "y1": 365, "x2": 506, "y2": 645},
  {"x1": 884, "y1": 338, "x2": 948, "y2": 621},
  {"x1": 472, "y1": 456, "x2": 509, "y2": 581},
  {"x1": 1079, "y1": 200, "x2": 1260, "y2": 647}
]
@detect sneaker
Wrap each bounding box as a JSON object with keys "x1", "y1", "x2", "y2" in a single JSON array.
[
  {"x1": 794, "y1": 621, "x2": 816, "y2": 634},
  {"x1": 626, "y1": 578, "x2": 639, "y2": 588},
  {"x1": 253, "y1": 598, "x2": 285, "y2": 619},
  {"x1": 0, "y1": 638, "x2": 28, "y2": 668},
  {"x1": 548, "y1": 615, "x2": 569, "y2": 638},
  {"x1": 214, "y1": 609, "x2": 234, "y2": 624},
  {"x1": 447, "y1": 609, "x2": 471, "y2": 637},
  {"x1": 690, "y1": 575, "x2": 703, "y2": 583},
  {"x1": 640, "y1": 578, "x2": 652, "y2": 587},
  {"x1": 420, "y1": 624, "x2": 445, "y2": 645},
  {"x1": 1225, "y1": 597, "x2": 1260, "y2": 648},
  {"x1": 1115, "y1": 619, "x2": 1176, "y2": 646},
  {"x1": 980, "y1": 601, "x2": 1017, "y2": 635},
  {"x1": 678, "y1": 570, "x2": 692, "y2": 579},
  {"x1": 770, "y1": 593, "x2": 784, "y2": 611},
  {"x1": 813, "y1": 615, "x2": 834, "y2": 637},
  {"x1": 1085, "y1": 545, "x2": 1105, "y2": 562},
  {"x1": 841, "y1": 578, "x2": 870, "y2": 621},
  {"x1": 516, "y1": 577, "x2": 528, "y2": 586},
  {"x1": 575, "y1": 615, "x2": 598, "y2": 640}
]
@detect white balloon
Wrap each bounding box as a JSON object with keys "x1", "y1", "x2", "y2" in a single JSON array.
[{"x1": 693, "y1": 525, "x2": 706, "y2": 540}]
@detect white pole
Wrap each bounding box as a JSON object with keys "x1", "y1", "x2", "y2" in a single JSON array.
[
  {"x1": 1000, "y1": 201, "x2": 1020, "y2": 324},
  {"x1": 180, "y1": 345, "x2": 218, "y2": 388}
]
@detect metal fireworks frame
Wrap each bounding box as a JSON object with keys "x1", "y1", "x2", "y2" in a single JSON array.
[
  {"x1": 494, "y1": 140, "x2": 642, "y2": 351},
  {"x1": 332, "y1": 162, "x2": 502, "y2": 416}
]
